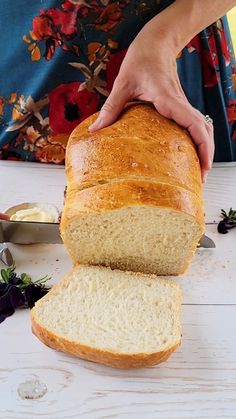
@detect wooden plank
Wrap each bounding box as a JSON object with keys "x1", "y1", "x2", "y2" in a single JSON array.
[
  {"x1": 204, "y1": 166, "x2": 236, "y2": 223},
  {"x1": 212, "y1": 162, "x2": 236, "y2": 168},
  {"x1": 0, "y1": 161, "x2": 235, "y2": 418},
  {"x1": 0, "y1": 162, "x2": 66, "y2": 211},
  {"x1": 1, "y1": 305, "x2": 236, "y2": 418},
  {"x1": 179, "y1": 224, "x2": 236, "y2": 304},
  {"x1": 1, "y1": 224, "x2": 235, "y2": 305},
  {"x1": 0, "y1": 243, "x2": 72, "y2": 287}
]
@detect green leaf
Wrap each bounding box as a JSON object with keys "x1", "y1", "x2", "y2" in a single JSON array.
[
  {"x1": 1, "y1": 269, "x2": 9, "y2": 282},
  {"x1": 33, "y1": 275, "x2": 51, "y2": 285},
  {"x1": 221, "y1": 208, "x2": 236, "y2": 224},
  {"x1": 5, "y1": 264, "x2": 16, "y2": 277},
  {"x1": 21, "y1": 273, "x2": 32, "y2": 284},
  {"x1": 221, "y1": 209, "x2": 227, "y2": 218}
]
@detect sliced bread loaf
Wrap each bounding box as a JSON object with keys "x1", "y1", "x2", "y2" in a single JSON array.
[
  {"x1": 61, "y1": 103, "x2": 204, "y2": 275},
  {"x1": 31, "y1": 265, "x2": 182, "y2": 368},
  {"x1": 61, "y1": 180, "x2": 203, "y2": 275}
]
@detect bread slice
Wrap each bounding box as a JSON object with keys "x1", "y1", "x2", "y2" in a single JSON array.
[
  {"x1": 61, "y1": 180, "x2": 204, "y2": 275},
  {"x1": 31, "y1": 265, "x2": 182, "y2": 368}
]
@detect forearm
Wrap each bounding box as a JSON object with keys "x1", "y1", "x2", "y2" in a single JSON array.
[{"x1": 141, "y1": 0, "x2": 236, "y2": 53}]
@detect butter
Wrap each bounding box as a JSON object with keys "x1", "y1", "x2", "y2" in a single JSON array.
[{"x1": 10, "y1": 207, "x2": 54, "y2": 223}]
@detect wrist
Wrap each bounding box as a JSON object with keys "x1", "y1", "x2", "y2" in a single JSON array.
[{"x1": 135, "y1": 7, "x2": 192, "y2": 57}]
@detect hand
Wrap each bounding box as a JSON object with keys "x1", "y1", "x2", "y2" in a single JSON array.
[{"x1": 89, "y1": 17, "x2": 214, "y2": 183}]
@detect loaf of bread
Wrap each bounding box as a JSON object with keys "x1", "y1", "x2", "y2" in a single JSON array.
[
  {"x1": 32, "y1": 104, "x2": 203, "y2": 368},
  {"x1": 61, "y1": 103, "x2": 204, "y2": 275},
  {"x1": 31, "y1": 265, "x2": 182, "y2": 368}
]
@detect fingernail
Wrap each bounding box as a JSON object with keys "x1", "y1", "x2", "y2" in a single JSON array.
[{"x1": 89, "y1": 117, "x2": 103, "y2": 132}]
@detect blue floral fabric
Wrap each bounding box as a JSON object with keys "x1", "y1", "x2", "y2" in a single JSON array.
[{"x1": 0, "y1": 0, "x2": 236, "y2": 163}]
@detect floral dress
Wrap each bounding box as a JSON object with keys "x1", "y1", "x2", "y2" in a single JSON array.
[{"x1": 0, "y1": 0, "x2": 236, "y2": 163}]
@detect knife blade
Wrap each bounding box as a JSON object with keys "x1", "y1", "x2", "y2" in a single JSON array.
[
  {"x1": 0, "y1": 220, "x2": 215, "y2": 248},
  {"x1": 0, "y1": 244, "x2": 14, "y2": 266},
  {"x1": 0, "y1": 220, "x2": 63, "y2": 244},
  {"x1": 198, "y1": 234, "x2": 216, "y2": 248}
]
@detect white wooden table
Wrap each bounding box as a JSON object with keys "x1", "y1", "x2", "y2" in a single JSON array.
[{"x1": 0, "y1": 160, "x2": 236, "y2": 419}]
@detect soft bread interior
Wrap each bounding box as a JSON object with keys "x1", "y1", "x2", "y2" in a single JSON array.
[
  {"x1": 63, "y1": 205, "x2": 202, "y2": 276},
  {"x1": 32, "y1": 265, "x2": 181, "y2": 359}
]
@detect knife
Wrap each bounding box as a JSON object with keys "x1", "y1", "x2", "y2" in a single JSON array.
[
  {"x1": 0, "y1": 220, "x2": 215, "y2": 248},
  {"x1": 0, "y1": 220, "x2": 63, "y2": 244}
]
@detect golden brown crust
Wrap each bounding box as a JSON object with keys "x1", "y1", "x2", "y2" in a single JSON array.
[
  {"x1": 60, "y1": 179, "x2": 205, "y2": 235},
  {"x1": 31, "y1": 316, "x2": 180, "y2": 368},
  {"x1": 31, "y1": 266, "x2": 182, "y2": 368},
  {"x1": 66, "y1": 103, "x2": 202, "y2": 198}
]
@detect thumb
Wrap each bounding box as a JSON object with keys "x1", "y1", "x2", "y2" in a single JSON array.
[{"x1": 89, "y1": 79, "x2": 131, "y2": 132}]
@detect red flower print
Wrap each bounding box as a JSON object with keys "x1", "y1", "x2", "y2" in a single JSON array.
[
  {"x1": 187, "y1": 29, "x2": 219, "y2": 88},
  {"x1": 202, "y1": 50, "x2": 218, "y2": 88},
  {"x1": 106, "y1": 49, "x2": 127, "y2": 92},
  {"x1": 48, "y1": 82, "x2": 99, "y2": 135},
  {"x1": 62, "y1": 0, "x2": 99, "y2": 15},
  {"x1": 30, "y1": 2, "x2": 102, "y2": 60},
  {"x1": 32, "y1": 6, "x2": 80, "y2": 59},
  {"x1": 33, "y1": 15, "x2": 55, "y2": 39},
  {"x1": 227, "y1": 100, "x2": 236, "y2": 123},
  {"x1": 94, "y1": 3, "x2": 123, "y2": 32},
  {"x1": 35, "y1": 144, "x2": 65, "y2": 164},
  {"x1": 33, "y1": 8, "x2": 78, "y2": 40},
  {"x1": 217, "y1": 20, "x2": 231, "y2": 66},
  {"x1": 48, "y1": 133, "x2": 69, "y2": 147},
  {"x1": 232, "y1": 72, "x2": 236, "y2": 92},
  {"x1": 207, "y1": 30, "x2": 219, "y2": 67}
]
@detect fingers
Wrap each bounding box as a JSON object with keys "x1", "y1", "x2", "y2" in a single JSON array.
[
  {"x1": 89, "y1": 78, "x2": 132, "y2": 132},
  {"x1": 0, "y1": 213, "x2": 9, "y2": 221},
  {"x1": 199, "y1": 121, "x2": 214, "y2": 182},
  {"x1": 154, "y1": 96, "x2": 214, "y2": 182},
  {"x1": 189, "y1": 120, "x2": 214, "y2": 182}
]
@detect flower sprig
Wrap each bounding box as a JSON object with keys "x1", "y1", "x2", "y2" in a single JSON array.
[
  {"x1": 0, "y1": 264, "x2": 51, "y2": 323},
  {"x1": 218, "y1": 208, "x2": 236, "y2": 234}
]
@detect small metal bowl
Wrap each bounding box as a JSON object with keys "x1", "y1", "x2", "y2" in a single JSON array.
[{"x1": 4, "y1": 203, "x2": 60, "y2": 223}]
